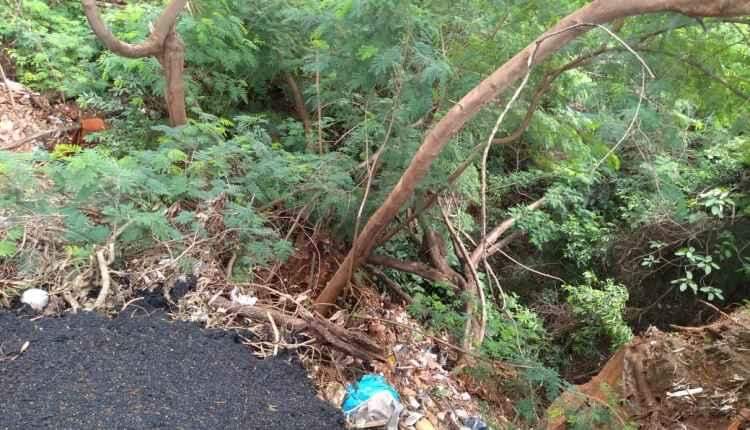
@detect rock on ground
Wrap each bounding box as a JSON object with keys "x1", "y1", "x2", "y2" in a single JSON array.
[{"x1": 0, "y1": 310, "x2": 344, "y2": 429}]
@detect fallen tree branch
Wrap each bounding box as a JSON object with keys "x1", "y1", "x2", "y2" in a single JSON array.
[
  {"x1": 92, "y1": 221, "x2": 132, "y2": 310},
  {"x1": 1, "y1": 124, "x2": 79, "y2": 151},
  {"x1": 210, "y1": 296, "x2": 385, "y2": 362},
  {"x1": 92, "y1": 247, "x2": 111, "y2": 309}
]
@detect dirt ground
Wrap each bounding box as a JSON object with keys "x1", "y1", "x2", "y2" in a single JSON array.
[{"x1": 547, "y1": 307, "x2": 750, "y2": 430}]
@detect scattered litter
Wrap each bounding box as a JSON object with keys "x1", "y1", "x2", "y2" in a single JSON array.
[
  {"x1": 408, "y1": 395, "x2": 420, "y2": 409},
  {"x1": 463, "y1": 416, "x2": 489, "y2": 430},
  {"x1": 667, "y1": 387, "x2": 704, "y2": 398},
  {"x1": 402, "y1": 411, "x2": 423, "y2": 426},
  {"x1": 230, "y1": 287, "x2": 258, "y2": 306},
  {"x1": 342, "y1": 374, "x2": 403, "y2": 430},
  {"x1": 20, "y1": 289, "x2": 49, "y2": 311}
]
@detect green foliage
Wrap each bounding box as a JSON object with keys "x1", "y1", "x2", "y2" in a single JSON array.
[
  {"x1": 0, "y1": 0, "x2": 97, "y2": 94},
  {"x1": 0, "y1": 115, "x2": 353, "y2": 278},
  {"x1": 408, "y1": 283, "x2": 466, "y2": 338},
  {"x1": 563, "y1": 272, "x2": 633, "y2": 355},
  {"x1": 3, "y1": 1, "x2": 750, "y2": 425},
  {"x1": 668, "y1": 246, "x2": 723, "y2": 301},
  {"x1": 483, "y1": 293, "x2": 549, "y2": 362}
]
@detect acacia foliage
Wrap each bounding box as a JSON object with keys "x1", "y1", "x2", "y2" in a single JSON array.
[{"x1": 1, "y1": 0, "x2": 749, "y2": 418}]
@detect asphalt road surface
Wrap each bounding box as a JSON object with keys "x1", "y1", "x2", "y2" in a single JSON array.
[{"x1": 0, "y1": 308, "x2": 344, "y2": 429}]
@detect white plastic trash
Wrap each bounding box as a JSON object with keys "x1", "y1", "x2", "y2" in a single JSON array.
[{"x1": 20, "y1": 288, "x2": 49, "y2": 311}]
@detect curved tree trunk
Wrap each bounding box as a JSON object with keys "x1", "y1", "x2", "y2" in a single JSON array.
[
  {"x1": 157, "y1": 28, "x2": 187, "y2": 127},
  {"x1": 81, "y1": 0, "x2": 188, "y2": 126},
  {"x1": 314, "y1": 0, "x2": 750, "y2": 314}
]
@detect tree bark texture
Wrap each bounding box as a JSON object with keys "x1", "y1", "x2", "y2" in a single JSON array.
[
  {"x1": 81, "y1": 0, "x2": 188, "y2": 126},
  {"x1": 314, "y1": 0, "x2": 750, "y2": 313}
]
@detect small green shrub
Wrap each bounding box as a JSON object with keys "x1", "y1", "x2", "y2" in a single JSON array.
[{"x1": 563, "y1": 272, "x2": 633, "y2": 355}]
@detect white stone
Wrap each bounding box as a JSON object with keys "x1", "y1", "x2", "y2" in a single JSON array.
[{"x1": 21, "y1": 288, "x2": 49, "y2": 311}]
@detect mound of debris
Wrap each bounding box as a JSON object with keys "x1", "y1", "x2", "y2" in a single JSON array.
[
  {"x1": 548, "y1": 308, "x2": 750, "y2": 429},
  {"x1": 0, "y1": 309, "x2": 344, "y2": 429}
]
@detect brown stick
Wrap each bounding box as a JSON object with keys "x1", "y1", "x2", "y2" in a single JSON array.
[
  {"x1": 367, "y1": 254, "x2": 458, "y2": 286},
  {"x1": 210, "y1": 296, "x2": 384, "y2": 362},
  {"x1": 367, "y1": 266, "x2": 413, "y2": 304}
]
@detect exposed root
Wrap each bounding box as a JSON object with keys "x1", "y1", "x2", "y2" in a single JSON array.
[{"x1": 210, "y1": 296, "x2": 385, "y2": 362}]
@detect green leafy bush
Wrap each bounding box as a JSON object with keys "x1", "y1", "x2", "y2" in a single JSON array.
[{"x1": 563, "y1": 272, "x2": 633, "y2": 355}]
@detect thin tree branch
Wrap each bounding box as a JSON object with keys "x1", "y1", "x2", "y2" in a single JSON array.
[
  {"x1": 469, "y1": 197, "x2": 546, "y2": 266},
  {"x1": 367, "y1": 254, "x2": 458, "y2": 286},
  {"x1": 367, "y1": 265, "x2": 413, "y2": 304},
  {"x1": 2, "y1": 124, "x2": 80, "y2": 151},
  {"x1": 439, "y1": 199, "x2": 487, "y2": 353}
]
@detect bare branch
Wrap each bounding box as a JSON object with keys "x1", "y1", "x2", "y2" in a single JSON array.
[
  {"x1": 367, "y1": 254, "x2": 458, "y2": 286},
  {"x1": 81, "y1": 0, "x2": 187, "y2": 58},
  {"x1": 469, "y1": 197, "x2": 546, "y2": 266}
]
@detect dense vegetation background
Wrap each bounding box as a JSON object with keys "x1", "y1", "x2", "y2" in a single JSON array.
[{"x1": 1, "y1": 0, "x2": 748, "y2": 426}]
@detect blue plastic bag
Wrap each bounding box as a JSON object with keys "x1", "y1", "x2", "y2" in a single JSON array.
[{"x1": 342, "y1": 374, "x2": 400, "y2": 414}]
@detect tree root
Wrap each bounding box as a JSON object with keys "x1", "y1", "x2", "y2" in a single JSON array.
[{"x1": 210, "y1": 296, "x2": 385, "y2": 362}]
